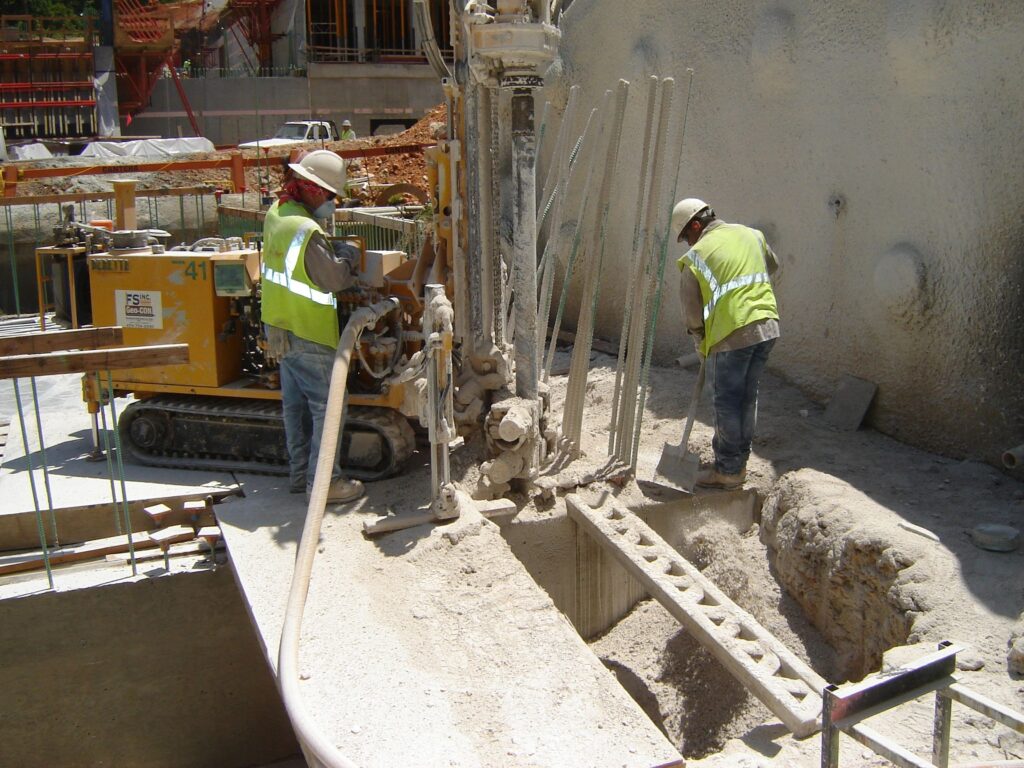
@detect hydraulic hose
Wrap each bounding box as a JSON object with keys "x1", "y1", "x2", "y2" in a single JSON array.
[{"x1": 278, "y1": 297, "x2": 400, "y2": 768}]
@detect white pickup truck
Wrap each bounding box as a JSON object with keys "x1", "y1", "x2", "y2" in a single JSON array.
[{"x1": 238, "y1": 120, "x2": 339, "y2": 149}]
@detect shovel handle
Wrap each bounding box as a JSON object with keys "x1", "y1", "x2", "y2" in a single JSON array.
[{"x1": 678, "y1": 358, "x2": 705, "y2": 449}]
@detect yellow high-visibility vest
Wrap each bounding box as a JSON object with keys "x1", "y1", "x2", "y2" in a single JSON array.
[
  {"x1": 678, "y1": 222, "x2": 779, "y2": 357},
  {"x1": 260, "y1": 200, "x2": 339, "y2": 348}
]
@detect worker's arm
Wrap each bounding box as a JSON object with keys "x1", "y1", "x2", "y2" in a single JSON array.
[
  {"x1": 764, "y1": 241, "x2": 780, "y2": 276},
  {"x1": 305, "y1": 232, "x2": 357, "y2": 292},
  {"x1": 679, "y1": 268, "x2": 705, "y2": 348}
]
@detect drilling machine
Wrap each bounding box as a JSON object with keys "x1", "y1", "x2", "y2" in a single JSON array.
[{"x1": 79, "y1": 0, "x2": 562, "y2": 496}]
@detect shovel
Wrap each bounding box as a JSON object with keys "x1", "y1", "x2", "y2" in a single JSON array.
[{"x1": 654, "y1": 358, "x2": 705, "y2": 491}]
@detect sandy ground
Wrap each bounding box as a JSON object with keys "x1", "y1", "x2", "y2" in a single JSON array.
[
  {"x1": 557, "y1": 346, "x2": 1024, "y2": 766},
  {"x1": 1, "y1": 321, "x2": 1023, "y2": 766}
]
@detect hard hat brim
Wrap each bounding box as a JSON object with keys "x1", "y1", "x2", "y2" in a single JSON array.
[{"x1": 288, "y1": 162, "x2": 338, "y2": 195}]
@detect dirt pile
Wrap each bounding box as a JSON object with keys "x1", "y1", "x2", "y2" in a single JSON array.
[{"x1": 11, "y1": 104, "x2": 447, "y2": 198}]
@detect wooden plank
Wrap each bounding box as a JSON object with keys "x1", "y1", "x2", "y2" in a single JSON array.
[
  {"x1": 0, "y1": 486, "x2": 242, "y2": 552},
  {"x1": 0, "y1": 186, "x2": 217, "y2": 207},
  {"x1": 105, "y1": 539, "x2": 223, "y2": 563},
  {"x1": 142, "y1": 503, "x2": 174, "y2": 525},
  {"x1": 565, "y1": 493, "x2": 826, "y2": 738},
  {"x1": 0, "y1": 326, "x2": 124, "y2": 357},
  {"x1": 196, "y1": 525, "x2": 221, "y2": 544},
  {"x1": 0, "y1": 531, "x2": 157, "y2": 575},
  {"x1": 0, "y1": 343, "x2": 189, "y2": 379},
  {"x1": 147, "y1": 525, "x2": 195, "y2": 548}
]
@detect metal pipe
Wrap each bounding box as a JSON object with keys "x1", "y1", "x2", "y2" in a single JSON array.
[
  {"x1": 492, "y1": 89, "x2": 507, "y2": 347},
  {"x1": 279, "y1": 298, "x2": 399, "y2": 768},
  {"x1": 1003, "y1": 444, "x2": 1024, "y2": 469},
  {"x1": 511, "y1": 87, "x2": 539, "y2": 399},
  {"x1": 424, "y1": 285, "x2": 454, "y2": 507},
  {"x1": 464, "y1": 84, "x2": 488, "y2": 348}
]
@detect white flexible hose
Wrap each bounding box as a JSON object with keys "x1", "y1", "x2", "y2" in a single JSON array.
[{"x1": 277, "y1": 298, "x2": 399, "y2": 768}]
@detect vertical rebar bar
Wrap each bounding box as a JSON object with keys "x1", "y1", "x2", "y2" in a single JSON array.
[
  {"x1": 616, "y1": 78, "x2": 675, "y2": 466},
  {"x1": 609, "y1": 75, "x2": 659, "y2": 456},
  {"x1": 562, "y1": 79, "x2": 629, "y2": 454},
  {"x1": 622, "y1": 76, "x2": 679, "y2": 468},
  {"x1": 4, "y1": 207, "x2": 20, "y2": 315},
  {"x1": 537, "y1": 99, "x2": 586, "y2": 368},
  {"x1": 537, "y1": 85, "x2": 579, "y2": 228},
  {"x1": 28, "y1": 377, "x2": 58, "y2": 545},
  {"x1": 105, "y1": 372, "x2": 137, "y2": 574},
  {"x1": 631, "y1": 71, "x2": 694, "y2": 469},
  {"x1": 12, "y1": 379, "x2": 54, "y2": 588},
  {"x1": 543, "y1": 88, "x2": 612, "y2": 380}
]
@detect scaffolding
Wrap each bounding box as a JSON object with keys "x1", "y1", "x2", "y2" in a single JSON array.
[
  {"x1": 0, "y1": 15, "x2": 98, "y2": 140},
  {"x1": 307, "y1": 0, "x2": 453, "y2": 63}
]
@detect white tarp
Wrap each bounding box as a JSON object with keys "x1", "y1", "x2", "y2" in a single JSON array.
[
  {"x1": 10, "y1": 143, "x2": 53, "y2": 161},
  {"x1": 79, "y1": 137, "x2": 215, "y2": 158}
]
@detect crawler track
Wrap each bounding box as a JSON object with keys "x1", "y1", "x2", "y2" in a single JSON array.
[{"x1": 117, "y1": 395, "x2": 416, "y2": 482}]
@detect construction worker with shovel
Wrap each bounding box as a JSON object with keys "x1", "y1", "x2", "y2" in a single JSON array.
[{"x1": 673, "y1": 198, "x2": 780, "y2": 490}]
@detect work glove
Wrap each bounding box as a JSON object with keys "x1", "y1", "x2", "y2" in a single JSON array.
[
  {"x1": 264, "y1": 325, "x2": 290, "y2": 365},
  {"x1": 331, "y1": 239, "x2": 359, "y2": 264}
]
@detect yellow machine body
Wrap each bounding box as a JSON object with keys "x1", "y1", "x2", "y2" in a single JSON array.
[{"x1": 88, "y1": 247, "x2": 258, "y2": 394}]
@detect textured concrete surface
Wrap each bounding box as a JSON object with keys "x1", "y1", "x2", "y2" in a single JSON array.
[
  {"x1": 131, "y1": 66, "x2": 443, "y2": 147},
  {"x1": 0, "y1": 566, "x2": 299, "y2": 768},
  {"x1": 216, "y1": 473, "x2": 684, "y2": 768},
  {"x1": 548, "y1": 0, "x2": 1024, "y2": 466}
]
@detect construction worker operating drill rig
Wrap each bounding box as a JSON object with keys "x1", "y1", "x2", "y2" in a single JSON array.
[
  {"x1": 261, "y1": 149, "x2": 365, "y2": 504},
  {"x1": 673, "y1": 198, "x2": 781, "y2": 490}
]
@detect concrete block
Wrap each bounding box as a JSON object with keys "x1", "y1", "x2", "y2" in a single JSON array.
[
  {"x1": 824, "y1": 374, "x2": 877, "y2": 430},
  {"x1": 361, "y1": 249, "x2": 404, "y2": 288}
]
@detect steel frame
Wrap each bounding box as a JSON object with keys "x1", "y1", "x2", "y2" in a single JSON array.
[{"x1": 822, "y1": 641, "x2": 1024, "y2": 768}]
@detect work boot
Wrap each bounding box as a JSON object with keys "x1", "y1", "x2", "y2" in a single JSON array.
[
  {"x1": 695, "y1": 466, "x2": 746, "y2": 490},
  {"x1": 307, "y1": 478, "x2": 365, "y2": 504}
]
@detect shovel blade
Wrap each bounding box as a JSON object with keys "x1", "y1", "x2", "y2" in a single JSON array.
[{"x1": 654, "y1": 442, "x2": 699, "y2": 491}]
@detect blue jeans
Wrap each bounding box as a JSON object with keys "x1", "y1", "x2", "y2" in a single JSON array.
[
  {"x1": 277, "y1": 331, "x2": 343, "y2": 492},
  {"x1": 706, "y1": 338, "x2": 776, "y2": 476}
]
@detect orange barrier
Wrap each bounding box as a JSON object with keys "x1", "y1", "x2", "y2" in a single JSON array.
[{"x1": 0, "y1": 143, "x2": 432, "y2": 197}]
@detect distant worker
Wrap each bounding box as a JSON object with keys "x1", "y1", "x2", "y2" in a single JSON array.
[
  {"x1": 339, "y1": 119, "x2": 357, "y2": 141},
  {"x1": 673, "y1": 198, "x2": 780, "y2": 490},
  {"x1": 261, "y1": 149, "x2": 365, "y2": 504}
]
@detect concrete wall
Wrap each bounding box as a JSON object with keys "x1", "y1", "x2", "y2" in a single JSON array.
[
  {"x1": 548, "y1": 1, "x2": 1024, "y2": 464},
  {"x1": 0, "y1": 568, "x2": 299, "y2": 768},
  {"x1": 129, "y1": 64, "x2": 443, "y2": 146}
]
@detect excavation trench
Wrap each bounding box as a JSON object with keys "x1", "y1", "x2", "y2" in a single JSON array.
[{"x1": 500, "y1": 488, "x2": 915, "y2": 759}]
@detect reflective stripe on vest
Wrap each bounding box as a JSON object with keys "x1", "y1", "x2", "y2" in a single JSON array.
[
  {"x1": 678, "y1": 222, "x2": 779, "y2": 356},
  {"x1": 260, "y1": 222, "x2": 336, "y2": 307},
  {"x1": 685, "y1": 249, "x2": 770, "y2": 321}
]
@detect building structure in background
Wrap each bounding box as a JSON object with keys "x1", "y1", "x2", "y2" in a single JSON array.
[
  {"x1": 127, "y1": 0, "x2": 451, "y2": 143},
  {"x1": 0, "y1": 15, "x2": 100, "y2": 141}
]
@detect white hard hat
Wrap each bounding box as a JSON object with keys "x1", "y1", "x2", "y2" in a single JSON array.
[
  {"x1": 289, "y1": 149, "x2": 346, "y2": 195},
  {"x1": 342, "y1": 119, "x2": 352, "y2": 127},
  {"x1": 671, "y1": 197, "x2": 710, "y2": 242}
]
